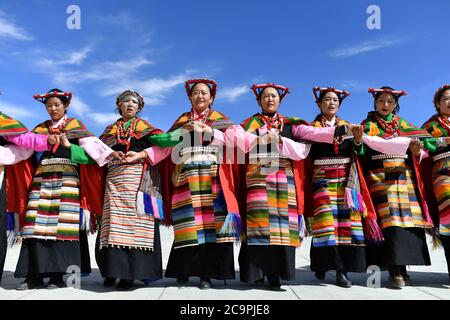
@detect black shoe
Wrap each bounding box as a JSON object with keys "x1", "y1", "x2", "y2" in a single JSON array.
[
  {"x1": 314, "y1": 271, "x2": 326, "y2": 281},
  {"x1": 336, "y1": 271, "x2": 352, "y2": 288},
  {"x1": 399, "y1": 266, "x2": 412, "y2": 286},
  {"x1": 199, "y1": 278, "x2": 211, "y2": 290},
  {"x1": 176, "y1": 277, "x2": 189, "y2": 285},
  {"x1": 254, "y1": 278, "x2": 265, "y2": 286},
  {"x1": 16, "y1": 277, "x2": 45, "y2": 290},
  {"x1": 267, "y1": 275, "x2": 284, "y2": 291},
  {"x1": 117, "y1": 279, "x2": 134, "y2": 290},
  {"x1": 47, "y1": 274, "x2": 66, "y2": 289},
  {"x1": 47, "y1": 282, "x2": 66, "y2": 289},
  {"x1": 103, "y1": 277, "x2": 116, "y2": 287}
]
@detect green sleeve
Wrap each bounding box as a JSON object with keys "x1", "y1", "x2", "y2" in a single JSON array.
[
  {"x1": 354, "y1": 141, "x2": 366, "y2": 156},
  {"x1": 70, "y1": 144, "x2": 96, "y2": 164},
  {"x1": 147, "y1": 128, "x2": 183, "y2": 147},
  {"x1": 422, "y1": 137, "x2": 438, "y2": 153}
]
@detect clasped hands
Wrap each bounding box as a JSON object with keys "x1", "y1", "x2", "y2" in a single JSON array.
[{"x1": 46, "y1": 134, "x2": 147, "y2": 163}]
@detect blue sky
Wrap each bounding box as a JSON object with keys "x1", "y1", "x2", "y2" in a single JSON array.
[{"x1": 0, "y1": 0, "x2": 449, "y2": 135}]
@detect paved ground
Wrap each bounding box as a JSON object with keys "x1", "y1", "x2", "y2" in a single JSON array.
[{"x1": 1, "y1": 227, "x2": 450, "y2": 300}]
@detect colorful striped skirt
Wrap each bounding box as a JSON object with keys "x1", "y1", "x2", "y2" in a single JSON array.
[
  {"x1": 366, "y1": 158, "x2": 431, "y2": 229},
  {"x1": 432, "y1": 156, "x2": 450, "y2": 236},
  {"x1": 311, "y1": 163, "x2": 365, "y2": 247},
  {"x1": 171, "y1": 160, "x2": 232, "y2": 249},
  {"x1": 100, "y1": 162, "x2": 155, "y2": 251},
  {"x1": 245, "y1": 158, "x2": 300, "y2": 247},
  {"x1": 21, "y1": 164, "x2": 80, "y2": 241}
]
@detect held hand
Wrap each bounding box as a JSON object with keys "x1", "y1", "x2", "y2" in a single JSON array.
[
  {"x1": 125, "y1": 150, "x2": 146, "y2": 163},
  {"x1": 47, "y1": 134, "x2": 60, "y2": 145},
  {"x1": 60, "y1": 134, "x2": 71, "y2": 149},
  {"x1": 111, "y1": 151, "x2": 126, "y2": 162},
  {"x1": 192, "y1": 121, "x2": 212, "y2": 134},
  {"x1": 445, "y1": 137, "x2": 450, "y2": 145},
  {"x1": 409, "y1": 138, "x2": 422, "y2": 157},
  {"x1": 183, "y1": 122, "x2": 195, "y2": 132},
  {"x1": 351, "y1": 125, "x2": 363, "y2": 144}
]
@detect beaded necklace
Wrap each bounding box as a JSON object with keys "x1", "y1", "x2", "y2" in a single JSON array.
[
  {"x1": 259, "y1": 112, "x2": 284, "y2": 132},
  {"x1": 116, "y1": 117, "x2": 139, "y2": 152},
  {"x1": 436, "y1": 115, "x2": 450, "y2": 134},
  {"x1": 373, "y1": 112, "x2": 400, "y2": 136}
]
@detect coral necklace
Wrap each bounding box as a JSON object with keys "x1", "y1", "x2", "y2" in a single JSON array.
[
  {"x1": 374, "y1": 113, "x2": 400, "y2": 136},
  {"x1": 116, "y1": 117, "x2": 139, "y2": 152},
  {"x1": 320, "y1": 114, "x2": 342, "y2": 155}
]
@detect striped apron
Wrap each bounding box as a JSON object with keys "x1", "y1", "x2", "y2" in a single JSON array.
[
  {"x1": 171, "y1": 146, "x2": 233, "y2": 249},
  {"x1": 311, "y1": 159, "x2": 364, "y2": 247},
  {"x1": 21, "y1": 160, "x2": 81, "y2": 241},
  {"x1": 100, "y1": 161, "x2": 155, "y2": 251},
  {"x1": 366, "y1": 155, "x2": 430, "y2": 229},
  {"x1": 432, "y1": 152, "x2": 450, "y2": 236},
  {"x1": 245, "y1": 156, "x2": 300, "y2": 247}
]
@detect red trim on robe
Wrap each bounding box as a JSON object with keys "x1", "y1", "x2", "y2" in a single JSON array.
[
  {"x1": 420, "y1": 156, "x2": 440, "y2": 227},
  {"x1": 78, "y1": 164, "x2": 106, "y2": 232},
  {"x1": 5, "y1": 159, "x2": 35, "y2": 228}
]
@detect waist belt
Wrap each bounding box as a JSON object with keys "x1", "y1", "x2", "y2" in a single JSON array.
[
  {"x1": 40, "y1": 158, "x2": 77, "y2": 166},
  {"x1": 248, "y1": 152, "x2": 288, "y2": 160},
  {"x1": 371, "y1": 154, "x2": 408, "y2": 161},
  {"x1": 433, "y1": 151, "x2": 450, "y2": 162},
  {"x1": 314, "y1": 157, "x2": 351, "y2": 166},
  {"x1": 179, "y1": 146, "x2": 219, "y2": 156}
]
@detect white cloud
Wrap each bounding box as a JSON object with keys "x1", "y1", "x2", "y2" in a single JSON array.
[
  {"x1": 219, "y1": 85, "x2": 248, "y2": 102},
  {"x1": 339, "y1": 80, "x2": 370, "y2": 92},
  {"x1": 68, "y1": 96, "x2": 118, "y2": 126},
  {"x1": 101, "y1": 72, "x2": 193, "y2": 106},
  {"x1": 50, "y1": 56, "x2": 154, "y2": 85},
  {"x1": 0, "y1": 101, "x2": 38, "y2": 119},
  {"x1": 69, "y1": 96, "x2": 90, "y2": 118},
  {"x1": 327, "y1": 37, "x2": 409, "y2": 58},
  {"x1": 0, "y1": 11, "x2": 33, "y2": 41},
  {"x1": 89, "y1": 112, "x2": 119, "y2": 126},
  {"x1": 34, "y1": 45, "x2": 93, "y2": 70}
]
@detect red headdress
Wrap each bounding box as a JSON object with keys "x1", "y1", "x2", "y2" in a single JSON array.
[
  {"x1": 312, "y1": 86, "x2": 351, "y2": 104},
  {"x1": 368, "y1": 87, "x2": 407, "y2": 99},
  {"x1": 251, "y1": 83, "x2": 290, "y2": 101},
  {"x1": 33, "y1": 88, "x2": 73, "y2": 106},
  {"x1": 185, "y1": 78, "x2": 218, "y2": 98},
  {"x1": 433, "y1": 84, "x2": 450, "y2": 107}
]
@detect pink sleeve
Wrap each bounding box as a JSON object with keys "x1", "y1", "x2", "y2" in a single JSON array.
[
  {"x1": 210, "y1": 129, "x2": 225, "y2": 148},
  {"x1": 278, "y1": 137, "x2": 311, "y2": 160},
  {"x1": 79, "y1": 136, "x2": 114, "y2": 166},
  {"x1": 5, "y1": 132, "x2": 50, "y2": 152},
  {"x1": 145, "y1": 146, "x2": 172, "y2": 165},
  {"x1": 362, "y1": 135, "x2": 410, "y2": 155},
  {"x1": 225, "y1": 125, "x2": 257, "y2": 153},
  {"x1": 0, "y1": 144, "x2": 34, "y2": 165},
  {"x1": 292, "y1": 124, "x2": 335, "y2": 143}
]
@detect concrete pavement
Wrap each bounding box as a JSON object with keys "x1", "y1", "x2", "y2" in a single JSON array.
[{"x1": 1, "y1": 226, "x2": 450, "y2": 300}]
